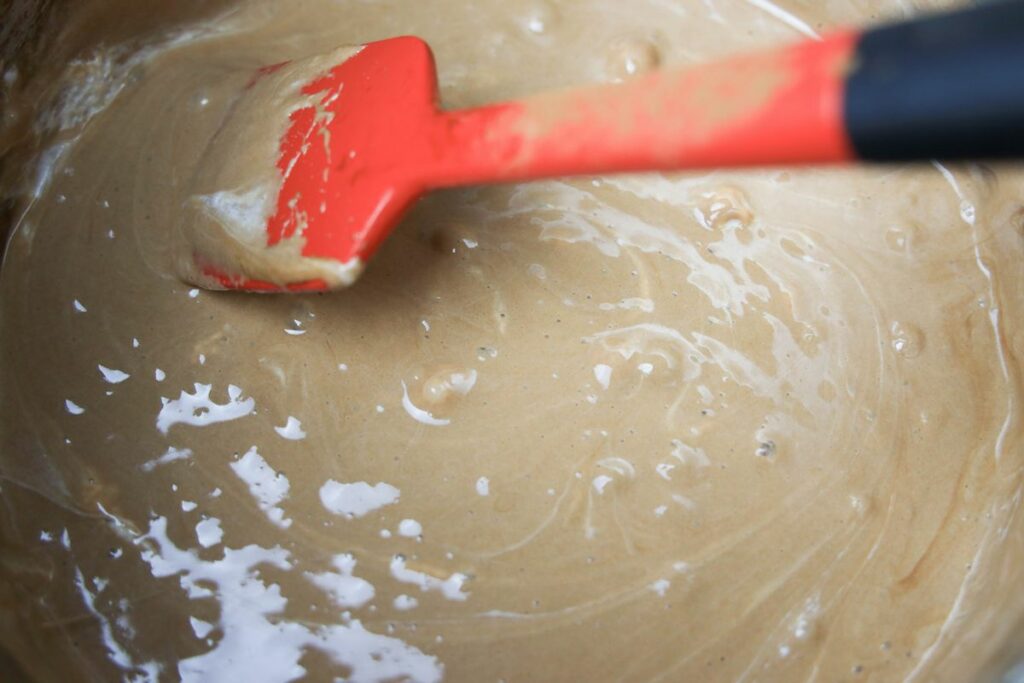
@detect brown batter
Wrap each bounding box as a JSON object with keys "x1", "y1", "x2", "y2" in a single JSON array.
[{"x1": 1, "y1": 1, "x2": 1023, "y2": 681}]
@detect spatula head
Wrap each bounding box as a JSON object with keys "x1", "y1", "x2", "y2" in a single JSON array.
[{"x1": 183, "y1": 37, "x2": 441, "y2": 292}]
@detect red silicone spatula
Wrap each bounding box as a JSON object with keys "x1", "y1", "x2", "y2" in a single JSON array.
[{"x1": 190, "y1": 1, "x2": 1024, "y2": 292}]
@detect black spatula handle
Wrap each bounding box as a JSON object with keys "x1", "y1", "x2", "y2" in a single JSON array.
[{"x1": 845, "y1": 0, "x2": 1024, "y2": 161}]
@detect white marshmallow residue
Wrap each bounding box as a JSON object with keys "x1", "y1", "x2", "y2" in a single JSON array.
[
  {"x1": 670, "y1": 439, "x2": 711, "y2": 467},
  {"x1": 389, "y1": 555, "x2": 469, "y2": 601},
  {"x1": 141, "y1": 446, "x2": 193, "y2": 472},
  {"x1": 593, "y1": 364, "x2": 613, "y2": 390},
  {"x1": 400, "y1": 381, "x2": 450, "y2": 426},
  {"x1": 98, "y1": 364, "x2": 131, "y2": 384},
  {"x1": 398, "y1": 519, "x2": 422, "y2": 538},
  {"x1": 592, "y1": 474, "x2": 614, "y2": 494},
  {"x1": 304, "y1": 554, "x2": 375, "y2": 609},
  {"x1": 73, "y1": 299, "x2": 87, "y2": 313},
  {"x1": 319, "y1": 480, "x2": 400, "y2": 519},
  {"x1": 155, "y1": 368, "x2": 166, "y2": 382},
  {"x1": 181, "y1": 500, "x2": 197, "y2": 512},
  {"x1": 475, "y1": 476, "x2": 490, "y2": 496},
  {"x1": 273, "y1": 416, "x2": 306, "y2": 440},
  {"x1": 156, "y1": 384, "x2": 255, "y2": 434},
  {"x1": 446, "y1": 370, "x2": 477, "y2": 395},
  {"x1": 189, "y1": 617, "x2": 214, "y2": 640},
  {"x1": 65, "y1": 399, "x2": 85, "y2": 415},
  {"x1": 229, "y1": 447, "x2": 292, "y2": 528},
  {"x1": 598, "y1": 297, "x2": 655, "y2": 312},
  {"x1": 649, "y1": 578, "x2": 671, "y2": 597},
  {"x1": 393, "y1": 595, "x2": 419, "y2": 611},
  {"x1": 74, "y1": 567, "x2": 160, "y2": 681},
  {"x1": 597, "y1": 456, "x2": 636, "y2": 478},
  {"x1": 136, "y1": 516, "x2": 443, "y2": 683},
  {"x1": 195, "y1": 518, "x2": 223, "y2": 548}
]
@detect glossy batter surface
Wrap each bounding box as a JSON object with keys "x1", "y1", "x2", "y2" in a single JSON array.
[{"x1": 1, "y1": 1, "x2": 1023, "y2": 681}]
